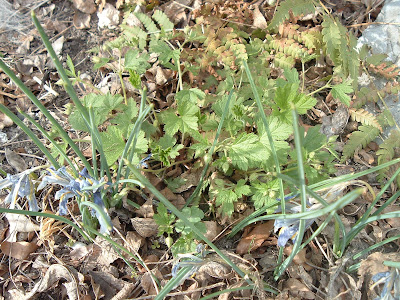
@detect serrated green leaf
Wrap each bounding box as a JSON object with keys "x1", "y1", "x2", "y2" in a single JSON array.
[
  {"x1": 175, "y1": 207, "x2": 206, "y2": 235},
  {"x1": 152, "y1": 10, "x2": 174, "y2": 31},
  {"x1": 251, "y1": 179, "x2": 279, "y2": 210},
  {"x1": 149, "y1": 39, "x2": 180, "y2": 66},
  {"x1": 303, "y1": 125, "x2": 326, "y2": 152},
  {"x1": 161, "y1": 101, "x2": 199, "y2": 136},
  {"x1": 100, "y1": 128, "x2": 147, "y2": 166},
  {"x1": 124, "y1": 49, "x2": 150, "y2": 74},
  {"x1": 234, "y1": 179, "x2": 252, "y2": 197},
  {"x1": 100, "y1": 126, "x2": 125, "y2": 165},
  {"x1": 269, "y1": 0, "x2": 315, "y2": 29},
  {"x1": 176, "y1": 88, "x2": 205, "y2": 104},
  {"x1": 342, "y1": 125, "x2": 380, "y2": 160},
  {"x1": 331, "y1": 81, "x2": 353, "y2": 106},
  {"x1": 228, "y1": 133, "x2": 268, "y2": 171},
  {"x1": 154, "y1": 203, "x2": 175, "y2": 236},
  {"x1": 216, "y1": 190, "x2": 238, "y2": 216}
]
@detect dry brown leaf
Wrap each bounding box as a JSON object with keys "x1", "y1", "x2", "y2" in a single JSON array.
[
  {"x1": 236, "y1": 221, "x2": 274, "y2": 255},
  {"x1": 383, "y1": 205, "x2": 400, "y2": 228},
  {"x1": 94, "y1": 236, "x2": 120, "y2": 265},
  {"x1": 131, "y1": 217, "x2": 158, "y2": 238},
  {"x1": 73, "y1": 11, "x2": 91, "y2": 29},
  {"x1": 284, "y1": 246, "x2": 312, "y2": 271},
  {"x1": 141, "y1": 268, "x2": 163, "y2": 295},
  {"x1": 253, "y1": 5, "x2": 268, "y2": 29},
  {"x1": 5, "y1": 148, "x2": 27, "y2": 172},
  {"x1": 5, "y1": 213, "x2": 40, "y2": 242},
  {"x1": 125, "y1": 231, "x2": 144, "y2": 253},
  {"x1": 97, "y1": 3, "x2": 120, "y2": 29},
  {"x1": 283, "y1": 278, "x2": 315, "y2": 299},
  {"x1": 0, "y1": 240, "x2": 38, "y2": 260},
  {"x1": 19, "y1": 264, "x2": 83, "y2": 300},
  {"x1": 134, "y1": 198, "x2": 154, "y2": 217},
  {"x1": 203, "y1": 221, "x2": 221, "y2": 241},
  {"x1": 72, "y1": 0, "x2": 96, "y2": 14},
  {"x1": 0, "y1": 113, "x2": 13, "y2": 130}
]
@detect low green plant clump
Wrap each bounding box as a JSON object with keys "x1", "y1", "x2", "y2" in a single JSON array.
[{"x1": 1, "y1": 0, "x2": 400, "y2": 297}]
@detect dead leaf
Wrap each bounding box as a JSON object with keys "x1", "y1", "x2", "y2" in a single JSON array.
[
  {"x1": 21, "y1": 264, "x2": 83, "y2": 300},
  {"x1": 203, "y1": 221, "x2": 221, "y2": 241},
  {"x1": 5, "y1": 148, "x2": 27, "y2": 172},
  {"x1": 94, "y1": 236, "x2": 120, "y2": 265},
  {"x1": 5, "y1": 213, "x2": 40, "y2": 242},
  {"x1": 320, "y1": 105, "x2": 349, "y2": 138},
  {"x1": 97, "y1": 3, "x2": 120, "y2": 29},
  {"x1": 0, "y1": 240, "x2": 38, "y2": 260},
  {"x1": 135, "y1": 198, "x2": 154, "y2": 217},
  {"x1": 131, "y1": 218, "x2": 158, "y2": 238},
  {"x1": 284, "y1": 245, "x2": 312, "y2": 271},
  {"x1": 72, "y1": 0, "x2": 96, "y2": 14},
  {"x1": 51, "y1": 36, "x2": 64, "y2": 57},
  {"x1": 141, "y1": 268, "x2": 163, "y2": 295},
  {"x1": 125, "y1": 231, "x2": 144, "y2": 253},
  {"x1": 253, "y1": 5, "x2": 268, "y2": 29},
  {"x1": 283, "y1": 278, "x2": 315, "y2": 299},
  {"x1": 236, "y1": 221, "x2": 274, "y2": 255},
  {"x1": 0, "y1": 113, "x2": 13, "y2": 129},
  {"x1": 198, "y1": 261, "x2": 230, "y2": 279},
  {"x1": 73, "y1": 11, "x2": 91, "y2": 29}
]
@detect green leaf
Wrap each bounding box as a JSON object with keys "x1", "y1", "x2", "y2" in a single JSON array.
[
  {"x1": 234, "y1": 179, "x2": 252, "y2": 197},
  {"x1": 161, "y1": 101, "x2": 198, "y2": 136},
  {"x1": 176, "y1": 88, "x2": 205, "y2": 104},
  {"x1": 149, "y1": 39, "x2": 180, "y2": 66},
  {"x1": 228, "y1": 133, "x2": 268, "y2": 171},
  {"x1": 100, "y1": 128, "x2": 147, "y2": 166},
  {"x1": 269, "y1": 0, "x2": 315, "y2": 29},
  {"x1": 303, "y1": 125, "x2": 326, "y2": 152},
  {"x1": 342, "y1": 125, "x2": 380, "y2": 160},
  {"x1": 110, "y1": 98, "x2": 139, "y2": 136},
  {"x1": 215, "y1": 190, "x2": 238, "y2": 216},
  {"x1": 100, "y1": 126, "x2": 126, "y2": 165},
  {"x1": 152, "y1": 10, "x2": 174, "y2": 31},
  {"x1": 251, "y1": 179, "x2": 279, "y2": 210},
  {"x1": 124, "y1": 49, "x2": 150, "y2": 74},
  {"x1": 153, "y1": 134, "x2": 184, "y2": 166},
  {"x1": 175, "y1": 207, "x2": 206, "y2": 235},
  {"x1": 69, "y1": 93, "x2": 124, "y2": 131},
  {"x1": 331, "y1": 81, "x2": 353, "y2": 106},
  {"x1": 257, "y1": 116, "x2": 292, "y2": 140},
  {"x1": 154, "y1": 203, "x2": 176, "y2": 236}
]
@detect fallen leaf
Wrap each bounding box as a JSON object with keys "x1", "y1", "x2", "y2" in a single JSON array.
[
  {"x1": 284, "y1": 246, "x2": 312, "y2": 271},
  {"x1": 5, "y1": 148, "x2": 27, "y2": 172},
  {"x1": 72, "y1": 0, "x2": 96, "y2": 14},
  {"x1": 97, "y1": 3, "x2": 120, "y2": 29},
  {"x1": 6, "y1": 213, "x2": 40, "y2": 242},
  {"x1": 22, "y1": 264, "x2": 83, "y2": 300},
  {"x1": 253, "y1": 5, "x2": 268, "y2": 29},
  {"x1": 0, "y1": 240, "x2": 38, "y2": 260},
  {"x1": 0, "y1": 113, "x2": 13, "y2": 129},
  {"x1": 73, "y1": 10, "x2": 91, "y2": 29},
  {"x1": 141, "y1": 269, "x2": 163, "y2": 296},
  {"x1": 131, "y1": 218, "x2": 158, "y2": 238},
  {"x1": 283, "y1": 278, "x2": 315, "y2": 299},
  {"x1": 125, "y1": 231, "x2": 144, "y2": 253},
  {"x1": 236, "y1": 221, "x2": 274, "y2": 255},
  {"x1": 203, "y1": 220, "x2": 221, "y2": 241}
]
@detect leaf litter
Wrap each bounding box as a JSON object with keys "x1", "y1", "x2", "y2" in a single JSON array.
[{"x1": 0, "y1": 0, "x2": 398, "y2": 299}]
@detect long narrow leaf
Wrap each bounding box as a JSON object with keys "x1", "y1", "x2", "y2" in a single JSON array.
[
  {"x1": 0, "y1": 104, "x2": 60, "y2": 168},
  {"x1": 0, "y1": 58, "x2": 91, "y2": 173}
]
